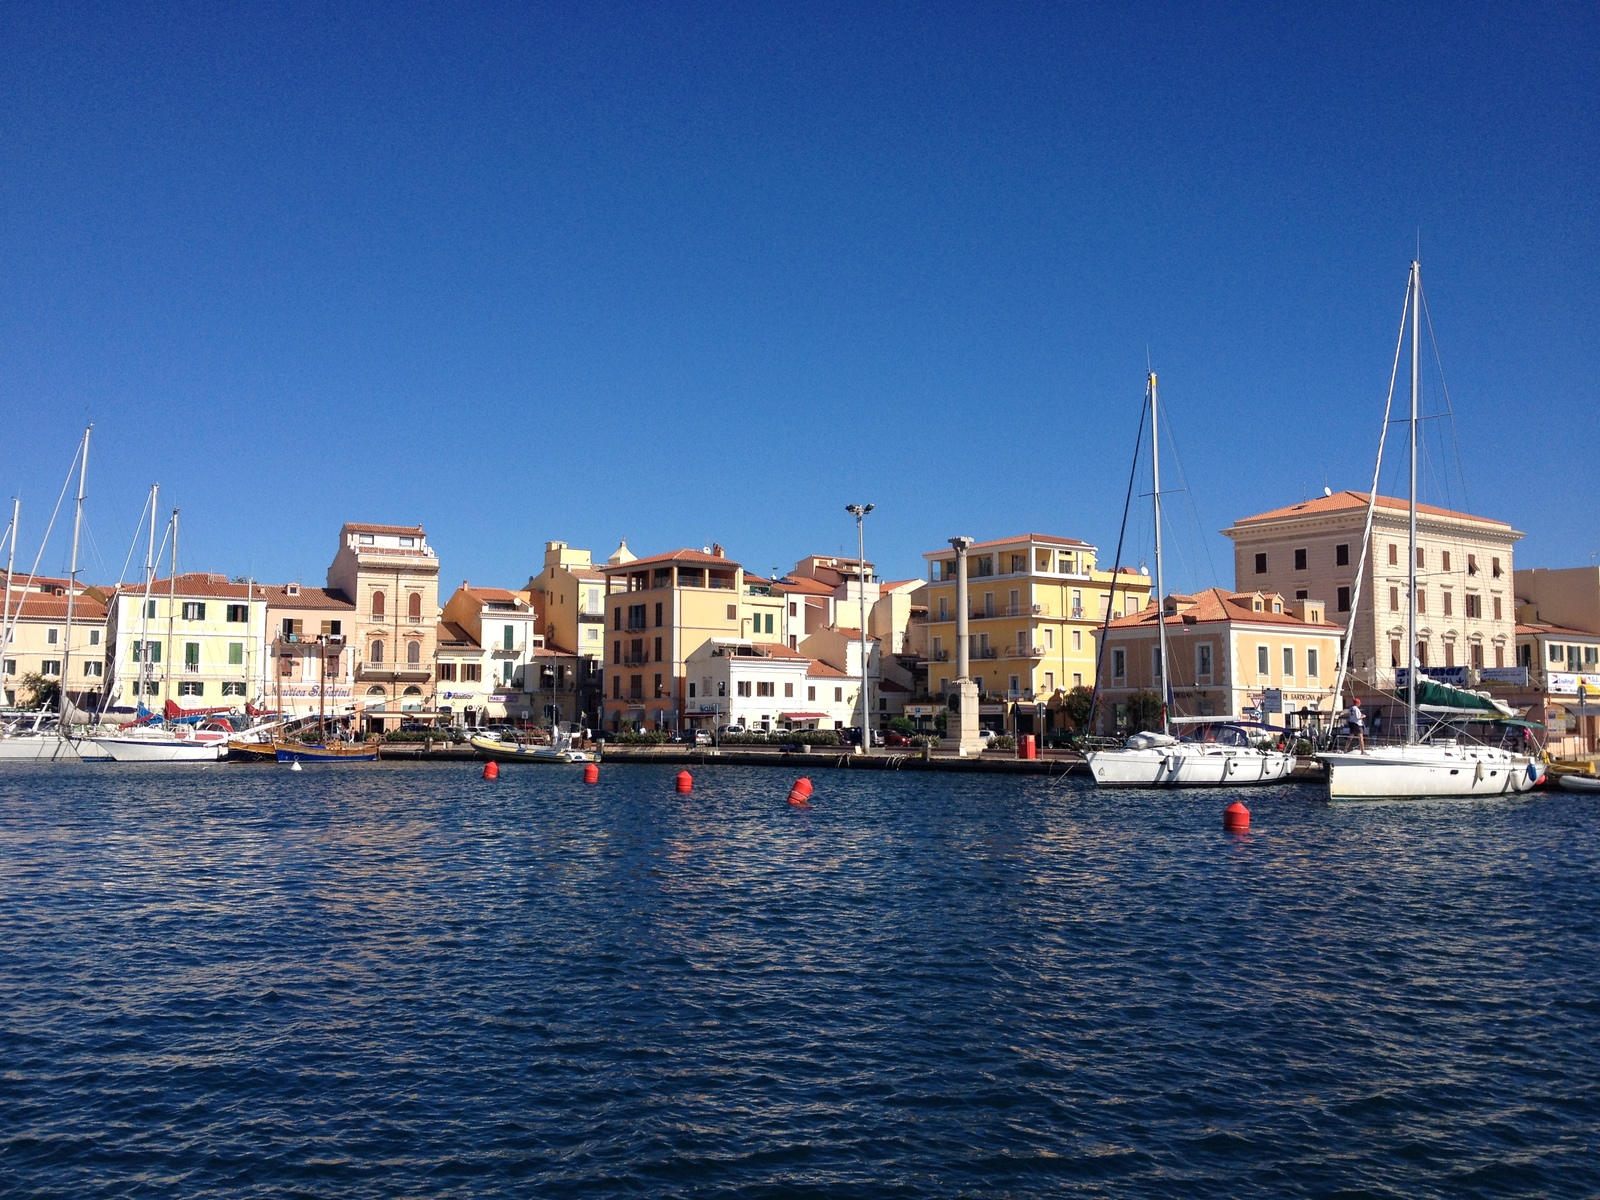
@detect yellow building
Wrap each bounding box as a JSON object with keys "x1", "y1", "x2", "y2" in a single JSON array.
[
  {"x1": 1094, "y1": 589, "x2": 1343, "y2": 734},
  {"x1": 104, "y1": 574, "x2": 270, "y2": 709},
  {"x1": 921, "y1": 533, "x2": 1151, "y2": 737},
  {"x1": 601, "y1": 545, "x2": 744, "y2": 732},
  {"x1": 1, "y1": 590, "x2": 108, "y2": 708}
]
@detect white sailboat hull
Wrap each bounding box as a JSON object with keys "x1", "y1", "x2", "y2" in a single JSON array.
[
  {"x1": 88, "y1": 734, "x2": 228, "y2": 763},
  {"x1": 1318, "y1": 745, "x2": 1543, "y2": 798},
  {"x1": 1088, "y1": 744, "x2": 1296, "y2": 787},
  {"x1": 0, "y1": 734, "x2": 83, "y2": 761}
]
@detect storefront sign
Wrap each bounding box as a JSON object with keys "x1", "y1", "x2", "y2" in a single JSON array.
[
  {"x1": 1547, "y1": 672, "x2": 1600, "y2": 697},
  {"x1": 1480, "y1": 666, "x2": 1529, "y2": 686},
  {"x1": 276, "y1": 684, "x2": 354, "y2": 700},
  {"x1": 1395, "y1": 666, "x2": 1470, "y2": 688}
]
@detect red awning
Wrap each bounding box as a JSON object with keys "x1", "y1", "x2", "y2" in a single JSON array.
[{"x1": 779, "y1": 711, "x2": 828, "y2": 720}]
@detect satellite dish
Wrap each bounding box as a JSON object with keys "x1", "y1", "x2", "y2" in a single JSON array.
[
  {"x1": 1140, "y1": 565, "x2": 1151, "y2": 576},
  {"x1": 1323, "y1": 486, "x2": 1333, "y2": 497}
]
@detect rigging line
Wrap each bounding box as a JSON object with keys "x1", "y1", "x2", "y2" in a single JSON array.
[
  {"x1": 1420, "y1": 284, "x2": 1471, "y2": 519},
  {"x1": 1332, "y1": 270, "x2": 1411, "y2": 711},
  {"x1": 0, "y1": 439, "x2": 82, "y2": 657},
  {"x1": 1154, "y1": 389, "x2": 1221, "y2": 592},
  {"x1": 1085, "y1": 384, "x2": 1150, "y2": 740}
]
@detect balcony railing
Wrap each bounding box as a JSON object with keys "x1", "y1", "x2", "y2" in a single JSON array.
[
  {"x1": 975, "y1": 647, "x2": 998, "y2": 659},
  {"x1": 970, "y1": 603, "x2": 1044, "y2": 619},
  {"x1": 1004, "y1": 645, "x2": 1044, "y2": 659},
  {"x1": 183, "y1": 662, "x2": 202, "y2": 673},
  {"x1": 490, "y1": 644, "x2": 524, "y2": 658},
  {"x1": 621, "y1": 653, "x2": 653, "y2": 665}
]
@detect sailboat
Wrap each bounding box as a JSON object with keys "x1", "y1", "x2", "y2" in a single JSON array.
[
  {"x1": 1316, "y1": 261, "x2": 1543, "y2": 799},
  {"x1": 1086, "y1": 374, "x2": 1295, "y2": 787}
]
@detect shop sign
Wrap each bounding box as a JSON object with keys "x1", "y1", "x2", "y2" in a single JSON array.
[
  {"x1": 277, "y1": 684, "x2": 354, "y2": 700},
  {"x1": 1480, "y1": 666, "x2": 1529, "y2": 686},
  {"x1": 1547, "y1": 672, "x2": 1600, "y2": 697},
  {"x1": 1261, "y1": 688, "x2": 1283, "y2": 714}
]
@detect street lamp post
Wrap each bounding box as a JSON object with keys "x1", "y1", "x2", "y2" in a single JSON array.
[{"x1": 846, "y1": 503, "x2": 874, "y2": 749}]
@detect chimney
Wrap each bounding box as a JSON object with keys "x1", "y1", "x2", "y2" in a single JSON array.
[{"x1": 712, "y1": 543, "x2": 725, "y2": 558}]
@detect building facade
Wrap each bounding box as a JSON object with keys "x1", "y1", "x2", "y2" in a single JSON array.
[
  {"x1": 1223, "y1": 491, "x2": 1521, "y2": 690},
  {"x1": 326, "y1": 523, "x2": 440, "y2": 731},
  {"x1": 104, "y1": 575, "x2": 269, "y2": 710},
  {"x1": 1093, "y1": 589, "x2": 1344, "y2": 734},
  {"x1": 2, "y1": 591, "x2": 107, "y2": 708},
  {"x1": 525, "y1": 540, "x2": 607, "y2": 726},
  {"x1": 264, "y1": 584, "x2": 356, "y2": 719},
  {"x1": 921, "y1": 533, "x2": 1152, "y2": 736}
]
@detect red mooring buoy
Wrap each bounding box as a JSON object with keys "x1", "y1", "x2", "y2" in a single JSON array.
[
  {"x1": 583, "y1": 762, "x2": 599, "y2": 785},
  {"x1": 675, "y1": 769, "x2": 693, "y2": 794},
  {"x1": 482, "y1": 760, "x2": 500, "y2": 781},
  {"x1": 787, "y1": 776, "x2": 813, "y2": 807},
  {"x1": 1223, "y1": 801, "x2": 1250, "y2": 832}
]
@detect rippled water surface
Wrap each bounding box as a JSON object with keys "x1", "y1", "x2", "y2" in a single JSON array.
[{"x1": 2, "y1": 762, "x2": 1598, "y2": 1197}]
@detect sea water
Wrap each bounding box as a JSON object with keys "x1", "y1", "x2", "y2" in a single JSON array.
[{"x1": 1, "y1": 762, "x2": 1596, "y2": 1197}]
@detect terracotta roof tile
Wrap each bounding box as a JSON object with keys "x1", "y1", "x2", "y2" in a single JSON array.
[
  {"x1": 923, "y1": 533, "x2": 1094, "y2": 558},
  {"x1": 805, "y1": 660, "x2": 850, "y2": 678},
  {"x1": 0, "y1": 594, "x2": 107, "y2": 621},
  {"x1": 436, "y1": 622, "x2": 479, "y2": 648},
  {"x1": 775, "y1": 576, "x2": 834, "y2": 596},
  {"x1": 601, "y1": 548, "x2": 742, "y2": 571},
  {"x1": 1106, "y1": 587, "x2": 1339, "y2": 631},
  {"x1": 345, "y1": 522, "x2": 426, "y2": 536},
  {"x1": 265, "y1": 585, "x2": 355, "y2": 610},
  {"x1": 1230, "y1": 490, "x2": 1511, "y2": 529},
  {"x1": 1517, "y1": 621, "x2": 1598, "y2": 638},
  {"x1": 751, "y1": 641, "x2": 807, "y2": 659}
]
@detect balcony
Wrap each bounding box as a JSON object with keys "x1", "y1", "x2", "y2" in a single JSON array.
[
  {"x1": 1004, "y1": 645, "x2": 1045, "y2": 659},
  {"x1": 621, "y1": 652, "x2": 654, "y2": 665},
  {"x1": 975, "y1": 647, "x2": 998, "y2": 659},
  {"x1": 970, "y1": 603, "x2": 1044, "y2": 620},
  {"x1": 183, "y1": 662, "x2": 202, "y2": 673},
  {"x1": 357, "y1": 660, "x2": 431, "y2": 682},
  {"x1": 490, "y1": 644, "x2": 525, "y2": 658}
]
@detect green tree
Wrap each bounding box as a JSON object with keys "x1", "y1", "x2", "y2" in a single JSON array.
[
  {"x1": 19, "y1": 673, "x2": 59, "y2": 710},
  {"x1": 1125, "y1": 689, "x2": 1165, "y2": 734},
  {"x1": 1063, "y1": 684, "x2": 1094, "y2": 731},
  {"x1": 888, "y1": 716, "x2": 915, "y2": 735}
]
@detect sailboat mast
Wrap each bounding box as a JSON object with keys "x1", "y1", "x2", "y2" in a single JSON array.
[
  {"x1": 1407, "y1": 261, "x2": 1420, "y2": 745},
  {"x1": 2, "y1": 499, "x2": 17, "y2": 688},
  {"x1": 137, "y1": 486, "x2": 159, "y2": 703},
  {"x1": 164, "y1": 510, "x2": 179, "y2": 711},
  {"x1": 61, "y1": 426, "x2": 90, "y2": 721},
  {"x1": 1149, "y1": 372, "x2": 1171, "y2": 735}
]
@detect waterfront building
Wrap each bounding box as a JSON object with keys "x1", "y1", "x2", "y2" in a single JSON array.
[
  {"x1": 440, "y1": 582, "x2": 543, "y2": 718},
  {"x1": 920, "y1": 534, "x2": 1153, "y2": 738},
  {"x1": 1, "y1": 591, "x2": 107, "y2": 708},
  {"x1": 326, "y1": 522, "x2": 440, "y2": 731},
  {"x1": 104, "y1": 575, "x2": 269, "y2": 709},
  {"x1": 682, "y1": 639, "x2": 813, "y2": 730},
  {"x1": 1222, "y1": 492, "x2": 1521, "y2": 690},
  {"x1": 600, "y1": 545, "x2": 744, "y2": 733},
  {"x1": 1093, "y1": 589, "x2": 1343, "y2": 734},
  {"x1": 1509, "y1": 620, "x2": 1600, "y2": 756},
  {"x1": 434, "y1": 621, "x2": 491, "y2": 727},
  {"x1": 524, "y1": 541, "x2": 608, "y2": 729},
  {"x1": 264, "y1": 584, "x2": 357, "y2": 719}
]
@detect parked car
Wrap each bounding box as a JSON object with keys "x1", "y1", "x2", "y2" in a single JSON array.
[
  {"x1": 716, "y1": 724, "x2": 747, "y2": 738},
  {"x1": 977, "y1": 728, "x2": 999, "y2": 745},
  {"x1": 882, "y1": 730, "x2": 913, "y2": 748}
]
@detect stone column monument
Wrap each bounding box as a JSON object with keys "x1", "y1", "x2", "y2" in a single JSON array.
[{"x1": 946, "y1": 536, "x2": 984, "y2": 757}]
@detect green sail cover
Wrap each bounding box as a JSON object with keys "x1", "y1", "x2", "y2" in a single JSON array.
[{"x1": 1401, "y1": 679, "x2": 1516, "y2": 717}]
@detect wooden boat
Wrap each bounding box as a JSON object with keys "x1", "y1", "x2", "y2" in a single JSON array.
[
  {"x1": 274, "y1": 741, "x2": 379, "y2": 763},
  {"x1": 227, "y1": 739, "x2": 278, "y2": 762},
  {"x1": 470, "y1": 734, "x2": 593, "y2": 764}
]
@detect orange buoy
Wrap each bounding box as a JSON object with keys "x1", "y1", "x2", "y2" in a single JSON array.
[
  {"x1": 675, "y1": 769, "x2": 693, "y2": 794},
  {"x1": 583, "y1": 762, "x2": 599, "y2": 785},
  {"x1": 1223, "y1": 801, "x2": 1250, "y2": 832},
  {"x1": 482, "y1": 760, "x2": 499, "y2": 781},
  {"x1": 786, "y1": 776, "x2": 813, "y2": 806}
]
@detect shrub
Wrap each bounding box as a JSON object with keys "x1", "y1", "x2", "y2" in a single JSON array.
[
  {"x1": 888, "y1": 716, "x2": 915, "y2": 735},
  {"x1": 614, "y1": 731, "x2": 671, "y2": 744},
  {"x1": 990, "y1": 735, "x2": 1017, "y2": 750}
]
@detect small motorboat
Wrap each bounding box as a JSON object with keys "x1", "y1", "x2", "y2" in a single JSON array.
[
  {"x1": 470, "y1": 734, "x2": 593, "y2": 764},
  {"x1": 1556, "y1": 773, "x2": 1600, "y2": 794}
]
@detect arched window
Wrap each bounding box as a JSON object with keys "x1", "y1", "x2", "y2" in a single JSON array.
[
  {"x1": 408, "y1": 593, "x2": 422, "y2": 621},
  {"x1": 403, "y1": 685, "x2": 423, "y2": 697},
  {"x1": 366, "y1": 685, "x2": 386, "y2": 696},
  {"x1": 371, "y1": 590, "x2": 386, "y2": 619},
  {"x1": 407, "y1": 640, "x2": 421, "y2": 666},
  {"x1": 371, "y1": 640, "x2": 384, "y2": 664}
]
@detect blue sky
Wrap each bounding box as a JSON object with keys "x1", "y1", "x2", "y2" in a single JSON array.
[{"x1": 1, "y1": 3, "x2": 1594, "y2": 593}]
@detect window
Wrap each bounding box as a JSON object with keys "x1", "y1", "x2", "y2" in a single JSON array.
[
  {"x1": 1010, "y1": 554, "x2": 1026, "y2": 573},
  {"x1": 937, "y1": 596, "x2": 948, "y2": 620},
  {"x1": 1295, "y1": 590, "x2": 1308, "y2": 600},
  {"x1": 1197, "y1": 643, "x2": 1213, "y2": 678},
  {"x1": 613, "y1": 607, "x2": 622, "y2": 631},
  {"x1": 461, "y1": 663, "x2": 480, "y2": 682},
  {"x1": 1493, "y1": 597, "x2": 1503, "y2": 620},
  {"x1": 726, "y1": 605, "x2": 737, "y2": 620},
  {"x1": 136, "y1": 681, "x2": 159, "y2": 695},
  {"x1": 612, "y1": 641, "x2": 620, "y2": 665},
  {"x1": 1416, "y1": 641, "x2": 1429, "y2": 667},
  {"x1": 279, "y1": 654, "x2": 295, "y2": 677},
  {"x1": 834, "y1": 687, "x2": 843, "y2": 702},
  {"x1": 1442, "y1": 551, "x2": 1452, "y2": 572},
  {"x1": 757, "y1": 681, "x2": 775, "y2": 697},
  {"x1": 1551, "y1": 643, "x2": 1564, "y2": 664},
  {"x1": 89, "y1": 629, "x2": 100, "y2": 646},
  {"x1": 1283, "y1": 646, "x2": 1295, "y2": 677},
  {"x1": 1073, "y1": 672, "x2": 1083, "y2": 687},
  {"x1": 407, "y1": 641, "x2": 421, "y2": 666},
  {"x1": 1254, "y1": 553, "x2": 1267, "y2": 575},
  {"x1": 182, "y1": 602, "x2": 206, "y2": 621},
  {"x1": 1294, "y1": 548, "x2": 1307, "y2": 571},
  {"x1": 1, "y1": 659, "x2": 12, "y2": 675},
  {"x1": 764, "y1": 614, "x2": 775, "y2": 634},
  {"x1": 629, "y1": 674, "x2": 643, "y2": 699},
  {"x1": 654, "y1": 602, "x2": 663, "y2": 627},
  {"x1": 371, "y1": 591, "x2": 385, "y2": 619},
  {"x1": 398, "y1": 536, "x2": 414, "y2": 548},
  {"x1": 359, "y1": 533, "x2": 374, "y2": 545},
  {"x1": 371, "y1": 640, "x2": 384, "y2": 663},
  {"x1": 1445, "y1": 643, "x2": 1455, "y2": 667},
  {"x1": 612, "y1": 675, "x2": 621, "y2": 700},
  {"x1": 1257, "y1": 645, "x2": 1269, "y2": 675},
  {"x1": 1337, "y1": 586, "x2": 1351, "y2": 613},
  {"x1": 179, "y1": 681, "x2": 204, "y2": 697},
  {"x1": 42, "y1": 659, "x2": 60, "y2": 676},
  {"x1": 627, "y1": 604, "x2": 646, "y2": 630},
  {"x1": 1416, "y1": 589, "x2": 1426, "y2": 614},
  {"x1": 222, "y1": 682, "x2": 246, "y2": 697},
  {"x1": 1070, "y1": 630, "x2": 1079, "y2": 651},
  {"x1": 228, "y1": 642, "x2": 244, "y2": 666},
  {"x1": 46, "y1": 628, "x2": 59, "y2": 645},
  {"x1": 737, "y1": 680, "x2": 752, "y2": 697},
  {"x1": 1390, "y1": 587, "x2": 1400, "y2": 612},
  {"x1": 587, "y1": 627, "x2": 599, "y2": 642},
  {"x1": 808, "y1": 686, "x2": 816, "y2": 701},
  {"x1": 82, "y1": 660, "x2": 103, "y2": 677},
  {"x1": 974, "y1": 556, "x2": 993, "y2": 577},
  {"x1": 1492, "y1": 557, "x2": 1502, "y2": 579},
  {"x1": 1152, "y1": 647, "x2": 1163, "y2": 680},
  {"x1": 1044, "y1": 671, "x2": 1055, "y2": 690},
  {"x1": 1336, "y1": 543, "x2": 1350, "y2": 567},
  {"x1": 654, "y1": 674, "x2": 664, "y2": 699},
  {"x1": 226, "y1": 604, "x2": 248, "y2": 622},
  {"x1": 184, "y1": 642, "x2": 200, "y2": 668},
  {"x1": 1389, "y1": 543, "x2": 1399, "y2": 566},
  {"x1": 1391, "y1": 639, "x2": 1401, "y2": 668},
  {"x1": 145, "y1": 599, "x2": 157, "y2": 619},
  {"x1": 1416, "y1": 548, "x2": 1425, "y2": 568},
  {"x1": 1443, "y1": 592, "x2": 1453, "y2": 616},
  {"x1": 1496, "y1": 646, "x2": 1505, "y2": 668},
  {"x1": 438, "y1": 662, "x2": 457, "y2": 681},
  {"x1": 653, "y1": 636, "x2": 662, "y2": 662},
  {"x1": 1466, "y1": 594, "x2": 1481, "y2": 618},
  {"x1": 1468, "y1": 554, "x2": 1479, "y2": 575},
  {"x1": 1112, "y1": 648, "x2": 1126, "y2": 680},
  {"x1": 784, "y1": 682, "x2": 794, "y2": 698},
  {"x1": 688, "y1": 681, "x2": 696, "y2": 698},
  {"x1": 1307, "y1": 648, "x2": 1319, "y2": 677},
  {"x1": 131, "y1": 640, "x2": 161, "y2": 663}
]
